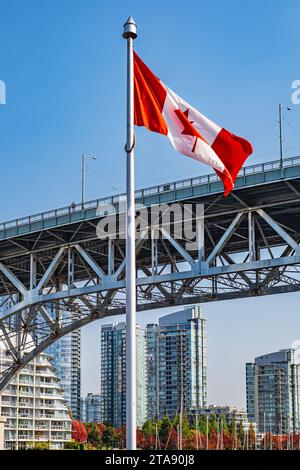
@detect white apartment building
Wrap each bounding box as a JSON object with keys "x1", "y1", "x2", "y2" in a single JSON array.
[{"x1": 0, "y1": 341, "x2": 72, "y2": 450}]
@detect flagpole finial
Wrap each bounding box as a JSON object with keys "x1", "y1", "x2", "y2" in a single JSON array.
[{"x1": 123, "y1": 16, "x2": 137, "y2": 39}]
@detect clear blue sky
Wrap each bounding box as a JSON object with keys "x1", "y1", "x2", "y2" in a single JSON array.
[{"x1": 1, "y1": 0, "x2": 300, "y2": 408}]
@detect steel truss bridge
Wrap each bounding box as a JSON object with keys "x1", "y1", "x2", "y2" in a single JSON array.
[{"x1": 1, "y1": 156, "x2": 300, "y2": 389}]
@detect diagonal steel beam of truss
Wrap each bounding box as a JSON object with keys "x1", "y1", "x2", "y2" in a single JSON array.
[
  {"x1": 75, "y1": 244, "x2": 107, "y2": 281},
  {"x1": 0, "y1": 263, "x2": 27, "y2": 296},
  {"x1": 160, "y1": 227, "x2": 197, "y2": 269},
  {"x1": 205, "y1": 212, "x2": 244, "y2": 265},
  {"x1": 36, "y1": 247, "x2": 66, "y2": 292},
  {"x1": 0, "y1": 319, "x2": 22, "y2": 363},
  {"x1": 113, "y1": 231, "x2": 148, "y2": 280},
  {"x1": 38, "y1": 305, "x2": 56, "y2": 330},
  {"x1": 256, "y1": 209, "x2": 300, "y2": 254}
]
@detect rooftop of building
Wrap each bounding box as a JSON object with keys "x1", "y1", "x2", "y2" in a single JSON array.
[
  {"x1": 253, "y1": 348, "x2": 299, "y2": 366},
  {"x1": 159, "y1": 305, "x2": 205, "y2": 326}
]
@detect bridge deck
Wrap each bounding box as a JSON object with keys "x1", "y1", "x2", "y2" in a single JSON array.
[{"x1": 1, "y1": 156, "x2": 300, "y2": 242}]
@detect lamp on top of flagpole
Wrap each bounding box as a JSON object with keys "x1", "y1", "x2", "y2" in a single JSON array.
[{"x1": 123, "y1": 16, "x2": 137, "y2": 451}]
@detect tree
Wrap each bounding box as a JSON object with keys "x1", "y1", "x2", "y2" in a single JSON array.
[
  {"x1": 238, "y1": 420, "x2": 245, "y2": 446},
  {"x1": 158, "y1": 415, "x2": 172, "y2": 444},
  {"x1": 64, "y1": 440, "x2": 80, "y2": 450},
  {"x1": 228, "y1": 416, "x2": 240, "y2": 449},
  {"x1": 143, "y1": 433, "x2": 156, "y2": 450},
  {"x1": 115, "y1": 426, "x2": 126, "y2": 449},
  {"x1": 30, "y1": 441, "x2": 50, "y2": 450},
  {"x1": 220, "y1": 415, "x2": 228, "y2": 434},
  {"x1": 97, "y1": 422, "x2": 106, "y2": 437},
  {"x1": 208, "y1": 428, "x2": 218, "y2": 450},
  {"x1": 248, "y1": 422, "x2": 256, "y2": 449},
  {"x1": 209, "y1": 414, "x2": 219, "y2": 434},
  {"x1": 199, "y1": 416, "x2": 209, "y2": 436},
  {"x1": 142, "y1": 420, "x2": 156, "y2": 437},
  {"x1": 188, "y1": 429, "x2": 204, "y2": 450},
  {"x1": 72, "y1": 420, "x2": 87, "y2": 443},
  {"x1": 102, "y1": 425, "x2": 115, "y2": 449},
  {"x1": 86, "y1": 422, "x2": 102, "y2": 449},
  {"x1": 173, "y1": 412, "x2": 190, "y2": 436},
  {"x1": 181, "y1": 412, "x2": 191, "y2": 440},
  {"x1": 229, "y1": 416, "x2": 236, "y2": 437},
  {"x1": 222, "y1": 433, "x2": 234, "y2": 450},
  {"x1": 166, "y1": 428, "x2": 179, "y2": 449},
  {"x1": 137, "y1": 429, "x2": 146, "y2": 449}
]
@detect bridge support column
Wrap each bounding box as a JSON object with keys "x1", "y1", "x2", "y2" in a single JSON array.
[
  {"x1": 108, "y1": 238, "x2": 115, "y2": 276},
  {"x1": 248, "y1": 211, "x2": 256, "y2": 262},
  {"x1": 197, "y1": 204, "x2": 205, "y2": 273},
  {"x1": 152, "y1": 234, "x2": 158, "y2": 276},
  {"x1": 30, "y1": 254, "x2": 37, "y2": 290}
]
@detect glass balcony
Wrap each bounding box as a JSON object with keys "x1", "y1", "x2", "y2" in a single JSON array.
[
  {"x1": 19, "y1": 401, "x2": 34, "y2": 407},
  {"x1": 35, "y1": 424, "x2": 49, "y2": 430},
  {"x1": 34, "y1": 435, "x2": 50, "y2": 441},
  {"x1": 1, "y1": 400, "x2": 15, "y2": 406},
  {"x1": 18, "y1": 435, "x2": 33, "y2": 440}
]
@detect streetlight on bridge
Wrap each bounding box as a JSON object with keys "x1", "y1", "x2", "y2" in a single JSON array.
[{"x1": 81, "y1": 154, "x2": 97, "y2": 210}]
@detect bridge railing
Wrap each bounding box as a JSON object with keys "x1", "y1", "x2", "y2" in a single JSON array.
[{"x1": 0, "y1": 156, "x2": 300, "y2": 232}]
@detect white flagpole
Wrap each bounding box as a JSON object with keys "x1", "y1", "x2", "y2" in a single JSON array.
[{"x1": 123, "y1": 16, "x2": 137, "y2": 451}]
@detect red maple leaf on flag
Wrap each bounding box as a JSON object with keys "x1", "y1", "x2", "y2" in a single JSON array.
[{"x1": 174, "y1": 108, "x2": 207, "y2": 152}]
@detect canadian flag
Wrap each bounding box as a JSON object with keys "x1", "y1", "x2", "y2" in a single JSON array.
[{"x1": 134, "y1": 52, "x2": 253, "y2": 196}]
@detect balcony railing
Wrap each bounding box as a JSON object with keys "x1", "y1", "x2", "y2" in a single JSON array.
[
  {"x1": 19, "y1": 391, "x2": 34, "y2": 397},
  {"x1": 18, "y1": 434, "x2": 33, "y2": 440},
  {"x1": 1, "y1": 401, "x2": 15, "y2": 406},
  {"x1": 19, "y1": 402, "x2": 33, "y2": 407},
  {"x1": 36, "y1": 392, "x2": 59, "y2": 398}
]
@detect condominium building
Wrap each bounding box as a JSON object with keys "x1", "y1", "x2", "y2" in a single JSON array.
[
  {"x1": 0, "y1": 341, "x2": 71, "y2": 450},
  {"x1": 190, "y1": 405, "x2": 256, "y2": 433},
  {"x1": 146, "y1": 306, "x2": 207, "y2": 420},
  {"x1": 101, "y1": 322, "x2": 147, "y2": 428},
  {"x1": 245, "y1": 362, "x2": 255, "y2": 423},
  {"x1": 146, "y1": 324, "x2": 160, "y2": 421},
  {"x1": 81, "y1": 393, "x2": 102, "y2": 423},
  {"x1": 46, "y1": 305, "x2": 81, "y2": 419},
  {"x1": 246, "y1": 349, "x2": 300, "y2": 434},
  {"x1": 80, "y1": 397, "x2": 86, "y2": 422}
]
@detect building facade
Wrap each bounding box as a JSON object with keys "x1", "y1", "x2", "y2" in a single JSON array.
[
  {"x1": 246, "y1": 349, "x2": 300, "y2": 434},
  {"x1": 146, "y1": 324, "x2": 160, "y2": 421},
  {"x1": 0, "y1": 342, "x2": 71, "y2": 450},
  {"x1": 81, "y1": 393, "x2": 102, "y2": 423},
  {"x1": 101, "y1": 322, "x2": 147, "y2": 428},
  {"x1": 190, "y1": 405, "x2": 255, "y2": 433},
  {"x1": 245, "y1": 362, "x2": 255, "y2": 423},
  {"x1": 46, "y1": 306, "x2": 81, "y2": 419},
  {"x1": 146, "y1": 306, "x2": 207, "y2": 420}
]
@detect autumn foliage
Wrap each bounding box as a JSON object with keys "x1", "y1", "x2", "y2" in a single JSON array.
[
  {"x1": 70, "y1": 417, "x2": 300, "y2": 450},
  {"x1": 72, "y1": 420, "x2": 87, "y2": 443}
]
